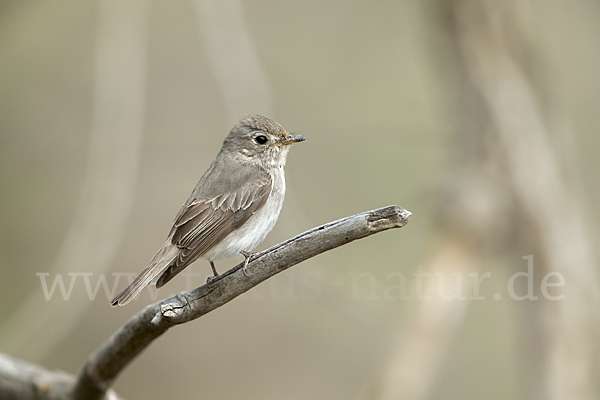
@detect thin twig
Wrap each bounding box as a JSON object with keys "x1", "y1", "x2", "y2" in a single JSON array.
[{"x1": 71, "y1": 205, "x2": 411, "y2": 400}]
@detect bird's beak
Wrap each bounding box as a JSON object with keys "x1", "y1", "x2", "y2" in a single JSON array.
[{"x1": 271, "y1": 135, "x2": 308, "y2": 147}]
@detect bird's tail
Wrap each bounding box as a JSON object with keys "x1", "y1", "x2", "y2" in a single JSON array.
[{"x1": 110, "y1": 241, "x2": 178, "y2": 306}]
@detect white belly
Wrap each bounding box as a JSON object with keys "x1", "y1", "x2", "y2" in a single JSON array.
[{"x1": 201, "y1": 168, "x2": 285, "y2": 261}]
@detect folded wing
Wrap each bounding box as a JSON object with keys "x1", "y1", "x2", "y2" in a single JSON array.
[{"x1": 110, "y1": 173, "x2": 271, "y2": 306}]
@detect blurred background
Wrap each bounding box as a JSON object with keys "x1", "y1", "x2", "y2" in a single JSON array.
[{"x1": 1, "y1": 0, "x2": 599, "y2": 399}]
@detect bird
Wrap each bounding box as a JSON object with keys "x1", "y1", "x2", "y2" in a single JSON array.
[{"x1": 111, "y1": 115, "x2": 307, "y2": 306}]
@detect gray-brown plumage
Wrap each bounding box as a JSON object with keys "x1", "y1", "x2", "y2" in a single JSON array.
[{"x1": 111, "y1": 115, "x2": 306, "y2": 306}]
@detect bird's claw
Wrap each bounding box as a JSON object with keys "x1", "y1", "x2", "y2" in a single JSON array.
[{"x1": 240, "y1": 250, "x2": 253, "y2": 276}]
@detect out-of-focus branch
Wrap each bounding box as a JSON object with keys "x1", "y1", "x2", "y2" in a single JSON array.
[
  {"x1": 449, "y1": 1, "x2": 600, "y2": 399},
  {"x1": 71, "y1": 206, "x2": 411, "y2": 400},
  {"x1": 193, "y1": 0, "x2": 272, "y2": 123},
  {"x1": 0, "y1": 352, "x2": 122, "y2": 400},
  {"x1": 364, "y1": 1, "x2": 599, "y2": 400},
  {"x1": 0, "y1": 0, "x2": 148, "y2": 361},
  {"x1": 361, "y1": 153, "x2": 501, "y2": 400},
  {"x1": 365, "y1": 238, "x2": 474, "y2": 400}
]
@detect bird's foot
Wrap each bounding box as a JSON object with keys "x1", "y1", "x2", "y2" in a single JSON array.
[{"x1": 240, "y1": 250, "x2": 254, "y2": 276}]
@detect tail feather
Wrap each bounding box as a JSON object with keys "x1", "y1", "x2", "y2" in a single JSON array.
[
  {"x1": 111, "y1": 242, "x2": 178, "y2": 306},
  {"x1": 155, "y1": 262, "x2": 186, "y2": 289}
]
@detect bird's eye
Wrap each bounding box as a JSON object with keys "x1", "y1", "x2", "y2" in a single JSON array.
[{"x1": 254, "y1": 135, "x2": 268, "y2": 145}]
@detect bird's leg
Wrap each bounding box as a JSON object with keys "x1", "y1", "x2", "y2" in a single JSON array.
[
  {"x1": 210, "y1": 261, "x2": 219, "y2": 276},
  {"x1": 240, "y1": 250, "x2": 254, "y2": 276},
  {"x1": 206, "y1": 261, "x2": 219, "y2": 283}
]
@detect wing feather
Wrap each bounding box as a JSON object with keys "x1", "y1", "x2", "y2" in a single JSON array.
[{"x1": 155, "y1": 173, "x2": 272, "y2": 288}]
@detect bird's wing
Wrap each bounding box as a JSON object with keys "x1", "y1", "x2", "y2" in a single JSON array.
[
  {"x1": 155, "y1": 173, "x2": 272, "y2": 288},
  {"x1": 110, "y1": 172, "x2": 272, "y2": 306}
]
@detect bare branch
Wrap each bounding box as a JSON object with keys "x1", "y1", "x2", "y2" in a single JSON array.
[{"x1": 71, "y1": 205, "x2": 411, "y2": 400}]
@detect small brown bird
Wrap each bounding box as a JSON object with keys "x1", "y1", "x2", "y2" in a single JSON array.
[{"x1": 111, "y1": 115, "x2": 306, "y2": 306}]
